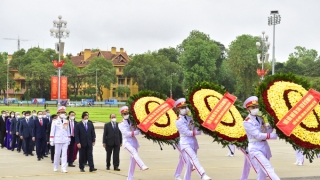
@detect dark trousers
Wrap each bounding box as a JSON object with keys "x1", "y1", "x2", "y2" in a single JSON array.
[
  {"x1": 50, "y1": 145, "x2": 55, "y2": 161},
  {"x1": 46, "y1": 143, "x2": 50, "y2": 154},
  {"x1": 0, "y1": 132, "x2": 5, "y2": 147},
  {"x1": 67, "y1": 137, "x2": 75, "y2": 164},
  {"x1": 24, "y1": 136, "x2": 32, "y2": 154},
  {"x1": 11, "y1": 134, "x2": 18, "y2": 150},
  {"x1": 35, "y1": 137, "x2": 46, "y2": 158},
  {"x1": 79, "y1": 145, "x2": 94, "y2": 169},
  {"x1": 106, "y1": 144, "x2": 120, "y2": 168},
  {"x1": 17, "y1": 136, "x2": 22, "y2": 151}
]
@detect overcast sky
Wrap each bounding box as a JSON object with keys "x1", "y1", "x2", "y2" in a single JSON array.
[{"x1": 1, "y1": 0, "x2": 319, "y2": 62}]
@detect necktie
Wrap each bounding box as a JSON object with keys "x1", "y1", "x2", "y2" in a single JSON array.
[
  {"x1": 112, "y1": 122, "x2": 115, "y2": 130},
  {"x1": 71, "y1": 121, "x2": 74, "y2": 136},
  {"x1": 128, "y1": 120, "x2": 130, "y2": 125},
  {"x1": 26, "y1": 119, "x2": 29, "y2": 125},
  {"x1": 85, "y1": 123, "x2": 88, "y2": 131},
  {"x1": 40, "y1": 119, "x2": 42, "y2": 126}
]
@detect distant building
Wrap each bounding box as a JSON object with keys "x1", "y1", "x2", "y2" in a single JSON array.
[{"x1": 71, "y1": 47, "x2": 138, "y2": 101}]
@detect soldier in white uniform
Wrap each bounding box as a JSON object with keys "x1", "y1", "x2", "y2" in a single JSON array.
[
  {"x1": 118, "y1": 106, "x2": 148, "y2": 180},
  {"x1": 49, "y1": 106, "x2": 70, "y2": 173},
  {"x1": 243, "y1": 96, "x2": 280, "y2": 180},
  {"x1": 294, "y1": 149, "x2": 304, "y2": 166},
  {"x1": 174, "y1": 98, "x2": 211, "y2": 180}
]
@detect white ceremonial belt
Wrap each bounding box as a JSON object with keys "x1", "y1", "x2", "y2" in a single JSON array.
[{"x1": 248, "y1": 139, "x2": 266, "y2": 143}]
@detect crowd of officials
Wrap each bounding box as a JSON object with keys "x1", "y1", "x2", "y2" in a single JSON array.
[{"x1": 0, "y1": 106, "x2": 123, "y2": 174}]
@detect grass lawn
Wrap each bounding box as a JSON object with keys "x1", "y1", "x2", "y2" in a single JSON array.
[{"x1": 0, "y1": 106, "x2": 122, "y2": 123}]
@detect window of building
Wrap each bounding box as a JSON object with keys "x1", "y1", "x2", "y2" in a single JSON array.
[
  {"x1": 118, "y1": 76, "x2": 125, "y2": 85},
  {"x1": 127, "y1": 78, "x2": 131, "y2": 85},
  {"x1": 119, "y1": 68, "x2": 122, "y2": 72}
]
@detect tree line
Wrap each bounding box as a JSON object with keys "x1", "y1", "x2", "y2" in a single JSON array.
[{"x1": 1, "y1": 30, "x2": 319, "y2": 101}]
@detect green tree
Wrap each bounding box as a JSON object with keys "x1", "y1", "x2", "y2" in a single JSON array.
[
  {"x1": 178, "y1": 30, "x2": 221, "y2": 88},
  {"x1": 123, "y1": 52, "x2": 181, "y2": 96},
  {"x1": 227, "y1": 34, "x2": 260, "y2": 100},
  {"x1": 157, "y1": 47, "x2": 179, "y2": 63},
  {"x1": 10, "y1": 47, "x2": 58, "y2": 99},
  {"x1": 84, "y1": 57, "x2": 116, "y2": 101}
]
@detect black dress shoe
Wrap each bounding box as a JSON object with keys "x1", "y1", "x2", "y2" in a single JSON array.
[
  {"x1": 114, "y1": 167, "x2": 120, "y2": 171},
  {"x1": 68, "y1": 164, "x2": 75, "y2": 167},
  {"x1": 89, "y1": 168, "x2": 97, "y2": 172},
  {"x1": 51, "y1": 160, "x2": 53, "y2": 163},
  {"x1": 38, "y1": 158, "x2": 41, "y2": 161},
  {"x1": 29, "y1": 153, "x2": 34, "y2": 156},
  {"x1": 80, "y1": 169, "x2": 85, "y2": 172},
  {"x1": 25, "y1": 154, "x2": 28, "y2": 156},
  {"x1": 43, "y1": 155, "x2": 48, "y2": 157},
  {"x1": 106, "y1": 167, "x2": 110, "y2": 170},
  {"x1": 11, "y1": 149, "x2": 14, "y2": 151}
]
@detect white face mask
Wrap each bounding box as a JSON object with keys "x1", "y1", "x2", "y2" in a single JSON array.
[
  {"x1": 16, "y1": 115, "x2": 20, "y2": 118},
  {"x1": 25, "y1": 116, "x2": 30, "y2": 119},
  {"x1": 83, "y1": 119, "x2": 88, "y2": 123},
  {"x1": 69, "y1": 116, "x2": 75, "y2": 120},
  {"x1": 250, "y1": 108, "x2": 260, "y2": 116},
  {"x1": 60, "y1": 114, "x2": 66, "y2": 119},
  {"x1": 11, "y1": 115, "x2": 14, "y2": 117},
  {"x1": 180, "y1": 109, "x2": 187, "y2": 115},
  {"x1": 33, "y1": 113, "x2": 36, "y2": 116},
  {"x1": 38, "y1": 115, "x2": 42, "y2": 119},
  {"x1": 123, "y1": 115, "x2": 129, "y2": 120},
  {"x1": 2, "y1": 114, "x2": 5, "y2": 117},
  {"x1": 111, "y1": 118, "x2": 116, "y2": 122}
]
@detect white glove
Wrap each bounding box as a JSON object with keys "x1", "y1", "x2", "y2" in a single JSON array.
[
  {"x1": 68, "y1": 141, "x2": 70, "y2": 145},
  {"x1": 50, "y1": 141, "x2": 54, "y2": 146}
]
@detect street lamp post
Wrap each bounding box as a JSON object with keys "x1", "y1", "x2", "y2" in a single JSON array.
[
  {"x1": 50, "y1": 15, "x2": 70, "y2": 106},
  {"x1": 256, "y1": 31, "x2": 270, "y2": 81},
  {"x1": 95, "y1": 69, "x2": 98, "y2": 101},
  {"x1": 6, "y1": 55, "x2": 9, "y2": 106},
  {"x1": 268, "y1": 10, "x2": 281, "y2": 75}
]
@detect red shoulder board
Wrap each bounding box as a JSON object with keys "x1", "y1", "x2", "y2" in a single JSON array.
[
  {"x1": 245, "y1": 117, "x2": 250, "y2": 121},
  {"x1": 176, "y1": 117, "x2": 180, "y2": 121}
]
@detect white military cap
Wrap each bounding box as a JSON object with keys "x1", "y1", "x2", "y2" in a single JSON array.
[
  {"x1": 119, "y1": 106, "x2": 129, "y2": 114},
  {"x1": 243, "y1": 96, "x2": 259, "y2": 108},
  {"x1": 174, "y1": 98, "x2": 187, "y2": 108},
  {"x1": 57, "y1": 106, "x2": 66, "y2": 113}
]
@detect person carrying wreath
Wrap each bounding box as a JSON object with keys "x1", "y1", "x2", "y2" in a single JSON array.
[{"x1": 243, "y1": 96, "x2": 280, "y2": 180}]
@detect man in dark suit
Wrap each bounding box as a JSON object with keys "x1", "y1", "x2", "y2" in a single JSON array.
[
  {"x1": 103, "y1": 113, "x2": 122, "y2": 171},
  {"x1": 82, "y1": 111, "x2": 96, "y2": 166},
  {"x1": 46, "y1": 114, "x2": 57, "y2": 163},
  {"x1": 0, "y1": 110, "x2": 7, "y2": 148},
  {"x1": 44, "y1": 109, "x2": 51, "y2": 155},
  {"x1": 67, "y1": 111, "x2": 77, "y2": 167},
  {"x1": 32, "y1": 111, "x2": 49, "y2": 161},
  {"x1": 16, "y1": 111, "x2": 25, "y2": 153},
  {"x1": 19, "y1": 111, "x2": 34, "y2": 156},
  {"x1": 75, "y1": 114, "x2": 97, "y2": 172},
  {"x1": 10, "y1": 112, "x2": 20, "y2": 151}
]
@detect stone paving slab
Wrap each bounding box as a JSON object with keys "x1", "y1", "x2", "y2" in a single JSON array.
[{"x1": 1, "y1": 128, "x2": 320, "y2": 180}]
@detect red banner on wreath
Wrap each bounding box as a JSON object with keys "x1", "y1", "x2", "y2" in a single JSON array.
[
  {"x1": 51, "y1": 76, "x2": 58, "y2": 100},
  {"x1": 60, "y1": 76, "x2": 68, "y2": 100},
  {"x1": 277, "y1": 89, "x2": 320, "y2": 136},
  {"x1": 202, "y1": 92, "x2": 237, "y2": 131},
  {"x1": 138, "y1": 98, "x2": 175, "y2": 132}
]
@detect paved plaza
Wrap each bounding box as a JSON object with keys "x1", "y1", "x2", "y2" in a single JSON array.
[{"x1": 0, "y1": 123, "x2": 319, "y2": 180}]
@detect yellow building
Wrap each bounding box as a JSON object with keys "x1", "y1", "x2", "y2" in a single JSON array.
[
  {"x1": 6, "y1": 55, "x2": 26, "y2": 100},
  {"x1": 71, "y1": 47, "x2": 138, "y2": 101}
]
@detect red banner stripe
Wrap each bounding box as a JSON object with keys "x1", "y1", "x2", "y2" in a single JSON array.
[
  {"x1": 202, "y1": 92, "x2": 237, "y2": 131},
  {"x1": 138, "y1": 98, "x2": 175, "y2": 133},
  {"x1": 276, "y1": 89, "x2": 320, "y2": 136}
]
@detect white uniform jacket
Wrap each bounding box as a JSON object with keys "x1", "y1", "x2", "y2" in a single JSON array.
[
  {"x1": 49, "y1": 118, "x2": 71, "y2": 144},
  {"x1": 243, "y1": 114, "x2": 276, "y2": 159},
  {"x1": 118, "y1": 119, "x2": 140, "y2": 149},
  {"x1": 175, "y1": 115, "x2": 201, "y2": 150}
]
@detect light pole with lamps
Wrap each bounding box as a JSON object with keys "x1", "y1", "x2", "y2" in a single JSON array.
[
  {"x1": 95, "y1": 69, "x2": 99, "y2": 101},
  {"x1": 6, "y1": 55, "x2": 9, "y2": 105},
  {"x1": 268, "y1": 10, "x2": 281, "y2": 75},
  {"x1": 50, "y1": 15, "x2": 70, "y2": 106},
  {"x1": 256, "y1": 31, "x2": 270, "y2": 81}
]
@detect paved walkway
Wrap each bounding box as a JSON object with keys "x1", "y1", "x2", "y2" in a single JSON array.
[{"x1": 0, "y1": 126, "x2": 320, "y2": 180}]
